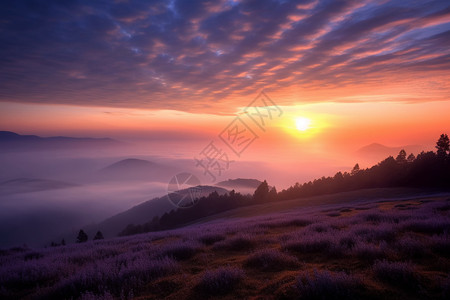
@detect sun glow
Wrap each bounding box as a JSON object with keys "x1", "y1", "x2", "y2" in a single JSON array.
[{"x1": 295, "y1": 117, "x2": 311, "y2": 131}]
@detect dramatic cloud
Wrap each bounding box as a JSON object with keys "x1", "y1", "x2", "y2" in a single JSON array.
[{"x1": 0, "y1": 0, "x2": 449, "y2": 112}]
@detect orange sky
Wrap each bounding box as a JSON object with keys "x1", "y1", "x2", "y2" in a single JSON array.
[
  {"x1": 1, "y1": 0, "x2": 449, "y2": 188},
  {"x1": 1, "y1": 98, "x2": 448, "y2": 150},
  {"x1": 0, "y1": 96, "x2": 449, "y2": 189},
  {"x1": 1, "y1": 0, "x2": 449, "y2": 141}
]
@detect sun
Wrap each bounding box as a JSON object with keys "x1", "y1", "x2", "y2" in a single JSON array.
[{"x1": 295, "y1": 117, "x2": 311, "y2": 131}]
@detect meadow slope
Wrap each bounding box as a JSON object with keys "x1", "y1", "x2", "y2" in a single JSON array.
[{"x1": 1, "y1": 192, "x2": 449, "y2": 299}]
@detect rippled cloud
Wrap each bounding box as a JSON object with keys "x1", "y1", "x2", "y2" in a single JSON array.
[{"x1": 0, "y1": 0, "x2": 449, "y2": 112}]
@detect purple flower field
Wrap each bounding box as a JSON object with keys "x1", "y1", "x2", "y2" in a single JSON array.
[{"x1": 1, "y1": 196, "x2": 449, "y2": 299}]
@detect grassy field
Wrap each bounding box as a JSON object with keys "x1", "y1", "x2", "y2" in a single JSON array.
[{"x1": 1, "y1": 190, "x2": 449, "y2": 299}]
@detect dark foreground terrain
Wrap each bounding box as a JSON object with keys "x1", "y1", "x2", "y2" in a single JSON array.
[{"x1": 1, "y1": 192, "x2": 449, "y2": 299}]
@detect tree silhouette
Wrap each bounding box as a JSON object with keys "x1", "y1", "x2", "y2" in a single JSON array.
[
  {"x1": 396, "y1": 149, "x2": 407, "y2": 163},
  {"x1": 268, "y1": 186, "x2": 278, "y2": 202},
  {"x1": 76, "y1": 230, "x2": 88, "y2": 243},
  {"x1": 407, "y1": 153, "x2": 415, "y2": 163},
  {"x1": 93, "y1": 231, "x2": 104, "y2": 240},
  {"x1": 253, "y1": 180, "x2": 269, "y2": 203},
  {"x1": 351, "y1": 163, "x2": 360, "y2": 176},
  {"x1": 436, "y1": 134, "x2": 449, "y2": 157}
]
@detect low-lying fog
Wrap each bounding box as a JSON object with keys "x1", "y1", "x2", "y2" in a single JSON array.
[
  {"x1": 0, "y1": 138, "x2": 409, "y2": 248},
  {"x1": 0, "y1": 143, "x2": 276, "y2": 247}
]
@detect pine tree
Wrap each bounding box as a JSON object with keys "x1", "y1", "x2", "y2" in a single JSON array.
[
  {"x1": 253, "y1": 180, "x2": 269, "y2": 202},
  {"x1": 93, "y1": 231, "x2": 104, "y2": 240},
  {"x1": 396, "y1": 149, "x2": 407, "y2": 163},
  {"x1": 436, "y1": 134, "x2": 449, "y2": 157},
  {"x1": 268, "y1": 186, "x2": 278, "y2": 202},
  {"x1": 76, "y1": 230, "x2": 88, "y2": 243},
  {"x1": 351, "y1": 163, "x2": 360, "y2": 175}
]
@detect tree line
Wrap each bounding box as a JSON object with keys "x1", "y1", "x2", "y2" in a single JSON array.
[
  {"x1": 119, "y1": 134, "x2": 449, "y2": 236},
  {"x1": 277, "y1": 133, "x2": 450, "y2": 200},
  {"x1": 48, "y1": 230, "x2": 104, "y2": 247},
  {"x1": 76, "y1": 230, "x2": 104, "y2": 243}
]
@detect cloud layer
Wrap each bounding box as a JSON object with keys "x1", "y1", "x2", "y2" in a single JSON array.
[{"x1": 0, "y1": 0, "x2": 449, "y2": 112}]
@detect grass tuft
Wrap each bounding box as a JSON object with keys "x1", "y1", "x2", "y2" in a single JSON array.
[
  {"x1": 213, "y1": 234, "x2": 255, "y2": 251},
  {"x1": 244, "y1": 248, "x2": 299, "y2": 271},
  {"x1": 295, "y1": 269, "x2": 362, "y2": 299},
  {"x1": 198, "y1": 233, "x2": 226, "y2": 246},
  {"x1": 372, "y1": 260, "x2": 419, "y2": 289},
  {"x1": 196, "y1": 266, "x2": 245, "y2": 295},
  {"x1": 159, "y1": 241, "x2": 199, "y2": 260}
]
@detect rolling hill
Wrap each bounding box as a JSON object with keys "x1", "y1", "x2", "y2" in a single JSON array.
[
  {"x1": 356, "y1": 143, "x2": 423, "y2": 160},
  {"x1": 216, "y1": 178, "x2": 262, "y2": 194},
  {"x1": 84, "y1": 185, "x2": 229, "y2": 238},
  {"x1": 96, "y1": 158, "x2": 177, "y2": 182}
]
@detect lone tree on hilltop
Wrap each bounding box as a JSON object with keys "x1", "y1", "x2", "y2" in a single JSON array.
[{"x1": 76, "y1": 230, "x2": 88, "y2": 243}]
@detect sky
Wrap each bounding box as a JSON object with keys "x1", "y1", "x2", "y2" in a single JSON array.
[{"x1": 0, "y1": 0, "x2": 449, "y2": 177}]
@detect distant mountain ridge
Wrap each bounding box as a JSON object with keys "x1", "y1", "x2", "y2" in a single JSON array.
[
  {"x1": 216, "y1": 178, "x2": 262, "y2": 188},
  {"x1": 100, "y1": 158, "x2": 158, "y2": 172},
  {"x1": 0, "y1": 178, "x2": 77, "y2": 195},
  {"x1": 216, "y1": 178, "x2": 262, "y2": 194},
  {"x1": 356, "y1": 143, "x2": 423, "y2": 158},
  {"x1": 96, "y1": 158, "x2": 176, "y2": 182},
  {"x1": 0, "y1": 131, "x2": 120, "y2": 152}
]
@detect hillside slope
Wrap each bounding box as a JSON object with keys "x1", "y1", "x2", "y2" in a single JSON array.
[
  {"x1": 85, "y1": 185, "x2": 229, "y2": 237},
  {"x1": 1, "y1": 192, "x2": 449, "y2": 300}
]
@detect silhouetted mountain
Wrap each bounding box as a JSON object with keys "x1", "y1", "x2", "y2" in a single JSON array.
[
  {"x1": 357, "y1": 143, "x2": 392, "y2": 154},
  {"x1": 217, "y1": 178, "x2": 262, "y2": 189},
  {"x1": 96, "y1": 158, "x2": 177, "y2": 182},
  {"x1": 357, "y1": 143, "x2": 422, "y2": 159},
  {"x1": 86, "y1": 185, "x2": 229, "y2": 237},
  {"x1": 101, "y1": 158, "x2": 158, "y2": 172},
  {"x1": 216, "y1": 178, "x2": 262, "y2": 194},
  {"x1": 0, "y1": 131, "x2": 120, "y2": 152},
  {"x1": 0, "y1": 178, "x2": 77, "y2": 195}
]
